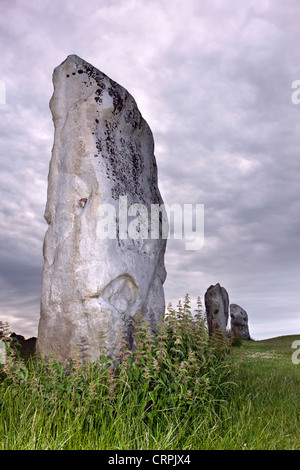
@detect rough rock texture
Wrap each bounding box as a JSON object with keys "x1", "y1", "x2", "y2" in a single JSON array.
[
  {"x1": 204, "y1": 283, "x2": 229, "y2": 336},
  {"x1": 36, "y1": 55, "x2": 167, "y2": 363},
  {"x1": 230, "y1": 304, "x2": 250, "y2": 340}
]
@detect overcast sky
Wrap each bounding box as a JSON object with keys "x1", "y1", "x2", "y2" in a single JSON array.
[{"x1": 0, "y1": 0, "x2": 299, "y2": 340}]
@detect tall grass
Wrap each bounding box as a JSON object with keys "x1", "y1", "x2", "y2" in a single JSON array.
[
  {"x1": 221, "y1": 337, "x2": 300, "y2": 450},
  {"x1": 0, "y1": 295, "x2": 233, "y2": 450},
  {"x1": 3, "y1": 298, "x2": 297, "y2": 450}
]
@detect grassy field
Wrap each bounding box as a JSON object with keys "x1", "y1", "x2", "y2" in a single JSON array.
[
  {"x1": 207, "y1": 335, "x2": 300, "y2": 450},
  {"x1": 0, "y1": 305, "x2": 299, "y2": 450}
]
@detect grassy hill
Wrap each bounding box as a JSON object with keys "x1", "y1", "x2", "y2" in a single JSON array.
[
  {"x1": 217, "y1": 335, "x2": 300, "y2": 450},
  {"x1": 241, "y1": 334, "x2": 300, "y2": 356},
  {"x1": 0, "y1": 328, "x2": 299, "y2": 450}
]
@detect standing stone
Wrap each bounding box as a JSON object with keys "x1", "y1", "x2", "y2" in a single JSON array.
[
  {"x1": 36, "y1": 55, "x2": 167, "y2": 362},
  {"x1": 230, "y1": 304, "x2": 250, "y2": 340},
  {"x1": 204, "y1": 283, "x2": 229, "y2": 336}
]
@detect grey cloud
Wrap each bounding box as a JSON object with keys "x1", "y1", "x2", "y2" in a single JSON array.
[{"x1": 0, "y1": 0, "x2": 299, "y2": 339}]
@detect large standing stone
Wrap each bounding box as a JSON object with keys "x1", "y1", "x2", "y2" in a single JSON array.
[
  {"x1": 204, "y1": 283, "x2": 229, "y2": 336},
  {"x1": 36, "y1": 55, "x2": 167, "y2": 362},
  {"x1": 230, "y1": 304, "x2": 250, "y2": 340}
]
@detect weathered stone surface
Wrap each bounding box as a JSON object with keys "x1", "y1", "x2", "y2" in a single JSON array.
[
  {"x1": 204, "y1": 283, "x2": 229, "y2": 336},
  {"x1": 36, "y1": 55, "x2": 167, "y2": 363},
  {"x1": 230, "y1": 304, "x2": 250, "y2": 340}
]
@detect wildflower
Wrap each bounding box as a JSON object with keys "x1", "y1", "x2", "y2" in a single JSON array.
[
  {"x1": 143, "y1": 365, "x2": 151, "y2": 381},
  {"x1": 152, "y1": 359, "x2": 159, "y2": 373}
]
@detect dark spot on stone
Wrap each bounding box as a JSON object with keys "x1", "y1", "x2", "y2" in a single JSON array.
[
  {"x1": 108, "y1": 83, "x2": 124, "y2": 115},
  {"x1": 78, "y1": 70, "x2": 84, "y2": 74},
  {"x1": 124, "y1": 106, "x2": 142, "y2": 130},
  {"x1": 95, "y1": 119, "x2": 99, "y2": 124},
  {"x1": 66, "y1": 74, "x2": 70, "y2": 78},
  {"x1": 79, "y1": 198, "x2": 87, "y2": 208},
  {"x1": 72, "y1": 72, "x2": 76, "y2": 75},
  {"x1": 96, "y1": 137, "x2": 102, "y2": 153}
]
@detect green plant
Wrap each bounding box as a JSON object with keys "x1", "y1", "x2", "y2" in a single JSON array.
[
  {"x1": 0, "y1": 295, "x2": 235, "y2": 450},
  {"x1": 231, "y1": 333, "x2": 243, "y2": 348}
]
